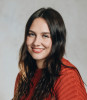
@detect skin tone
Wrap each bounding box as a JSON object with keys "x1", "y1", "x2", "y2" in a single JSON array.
[{"x1": 26, "y1": 18, "x2": 52, "y2": 69}]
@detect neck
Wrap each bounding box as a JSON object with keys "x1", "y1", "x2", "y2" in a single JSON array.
[{"x1": 36, "y1": 59, "x2": 44, "y2": 69}]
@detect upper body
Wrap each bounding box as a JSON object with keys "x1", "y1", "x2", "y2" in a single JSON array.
[
  {"x1": 14, "y1": 58, "x2": 87, "y2": 100},
  {"x1": 12, "y1": 7, "x2": 87, "y2": 100}
]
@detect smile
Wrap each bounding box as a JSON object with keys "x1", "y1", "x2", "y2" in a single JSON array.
[{"x1": 32, "y1": 48, "x2": 44, "y2": 53}]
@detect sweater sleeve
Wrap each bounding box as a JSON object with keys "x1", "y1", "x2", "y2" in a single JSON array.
[{"x1": 54, "y1": 68, "x2": 87, "y2": 100}]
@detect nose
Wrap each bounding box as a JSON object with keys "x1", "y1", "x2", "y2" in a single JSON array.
[{"x1": 33, "y1": 36, "x2": 41, "y2": 46}]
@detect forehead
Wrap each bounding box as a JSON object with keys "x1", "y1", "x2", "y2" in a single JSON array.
[{"x1": 29, "y1": 18, "x2": 50, "y2": 33}]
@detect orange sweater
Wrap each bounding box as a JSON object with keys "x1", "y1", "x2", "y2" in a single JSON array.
[{"x1": 14, "y1": 58, "x2": 87, "y2": 100}]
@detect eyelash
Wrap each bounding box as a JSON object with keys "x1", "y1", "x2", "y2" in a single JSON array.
[
  {"x1": 42, "y1": 34, "x2": 49, "y2": 38},
  {"x1": 28, "y1": 33, "x2": 35, "y2": 36}
]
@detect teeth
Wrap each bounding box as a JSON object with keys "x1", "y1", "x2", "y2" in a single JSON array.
[
  {"x1": 32, "y1": 48, "x2": 43, "y2": 53},
  {"x1": 33, "y1": 49, "x2": 42, "y2": 51}
]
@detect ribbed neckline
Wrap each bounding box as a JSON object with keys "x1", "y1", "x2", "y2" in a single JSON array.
[{"x1": 35, "y1": 68, "x2": 42, "y2": 73}]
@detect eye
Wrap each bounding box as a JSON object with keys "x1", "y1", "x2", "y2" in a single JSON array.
[
  {"x1": 28, "y1": 33, "x2": 36, "y2": 37},
  {"x1": 43, "y1": 34, "x2": 49, "y2": 38}
]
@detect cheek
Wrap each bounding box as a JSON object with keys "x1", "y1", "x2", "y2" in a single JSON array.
[
  {"x1": 26, "y1": 37, "x2": 33, "y2": 45},
  {"x1": 44, "y1": 39, "x2": 52, "y2": 48}
]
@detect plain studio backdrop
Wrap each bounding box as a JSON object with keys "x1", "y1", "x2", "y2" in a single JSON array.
[{"x1": 0, "y1": 0, "x2": 87, "y2": 100}]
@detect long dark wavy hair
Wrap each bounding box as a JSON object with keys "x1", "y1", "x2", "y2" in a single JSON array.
[{"x1": 13, "y1": 7, "x2": 75, "y2": 100}]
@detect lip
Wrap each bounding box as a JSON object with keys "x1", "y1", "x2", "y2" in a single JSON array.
[{"x1": 32, "y1": 48, "x2": 44, "y2": 53}]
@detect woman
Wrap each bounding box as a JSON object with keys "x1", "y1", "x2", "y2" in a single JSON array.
[{"x1": 12, "y1": 7, "x2": 87, "y2": 100}]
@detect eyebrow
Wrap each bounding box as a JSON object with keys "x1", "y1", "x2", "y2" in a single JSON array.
[{"x1": 29, "y1": 30, "x2": 50, "y2": 34}]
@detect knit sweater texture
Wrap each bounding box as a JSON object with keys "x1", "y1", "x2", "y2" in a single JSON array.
[{"x1": 14, "y1": 58, "x2": 87, "y2": 100}]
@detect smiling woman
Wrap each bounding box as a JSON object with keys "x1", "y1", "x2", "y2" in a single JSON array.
[{"x1": 12, "y1": 7, "x2": 87, "y2": 100}]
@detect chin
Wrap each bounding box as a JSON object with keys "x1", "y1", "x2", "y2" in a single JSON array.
[{"x1": 32, "y1": 56, "x2": 45, "y2": 61}]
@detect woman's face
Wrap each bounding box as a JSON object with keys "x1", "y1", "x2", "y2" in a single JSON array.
[{"x1": 26, "y1": 18, "x2": 52, "y2": 62}]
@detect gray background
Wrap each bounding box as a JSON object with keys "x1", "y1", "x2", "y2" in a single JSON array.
[{"x1": 0, "y1": 0, "x2": 87, "y2": 100}]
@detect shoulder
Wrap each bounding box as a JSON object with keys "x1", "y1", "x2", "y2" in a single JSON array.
[
  {"x1": 60, "y1": 58, "x2": 78, "y2": 75},
  {"x1": 61, "y1": 57, "x2": 75, "y2": 67},
  {"x1": 59, "y1": 58, "x2": 77, "y2": 77},
  {"x1": 60, "y1": 58, "x2": 84, "y2": 84},
  {"x1": 53, "y1": 58, "x2": 87, "y2": 99}
]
